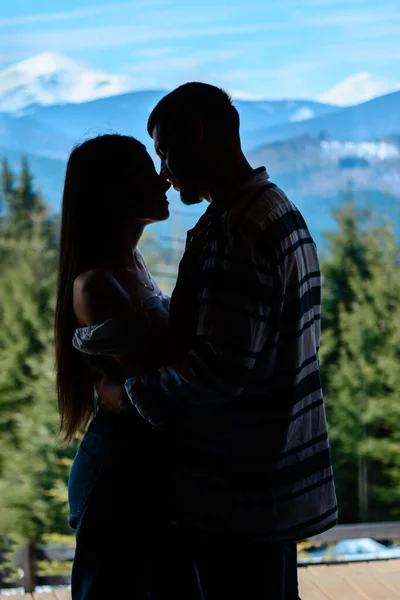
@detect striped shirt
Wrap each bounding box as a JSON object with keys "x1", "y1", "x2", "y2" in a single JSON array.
[{"x1": 125, "y1": 167, "x2": 337, "y2": 542}]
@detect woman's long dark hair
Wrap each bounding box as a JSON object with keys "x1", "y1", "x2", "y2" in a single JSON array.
[{"x1": 55, "y1": 134, "x2": 147, "y2": 442}]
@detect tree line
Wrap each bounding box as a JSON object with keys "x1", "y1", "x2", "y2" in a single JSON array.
[{"x1": 0, "y1": 158, "x2": 399, "y2": 558}]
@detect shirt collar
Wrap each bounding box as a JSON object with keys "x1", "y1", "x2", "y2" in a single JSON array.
[
  {"x1": 233, "y1": 166, "x2": 269, "y2": 197},
  {"x1": 187, "y1": 166, "x2": 270, "y2": 241},
  {"x1": 205, "y1": 166, "x2": 270, "y2": 214}
]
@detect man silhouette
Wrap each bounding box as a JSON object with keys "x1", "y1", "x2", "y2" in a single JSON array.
[{"x1": 122, "y1": 82, "x2": 338, "y2": 599}]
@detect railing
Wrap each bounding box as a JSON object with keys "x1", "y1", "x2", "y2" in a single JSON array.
[
  {"x1": 308, "y1": 521, "x2": 400, "y2": 543},
  {"x1": 3, "y1": 522, "x2": 400, "y2": 593},
  {"x1": 3, "y1": 544, "x2": 74, "y2": 593}
]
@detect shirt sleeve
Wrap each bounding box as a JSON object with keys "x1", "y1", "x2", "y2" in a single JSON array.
[{"x1": 125, "y1": 228, "x2": 281, "y2": 424}]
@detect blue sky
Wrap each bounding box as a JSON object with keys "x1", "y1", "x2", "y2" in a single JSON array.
[{"x1": 1, "y1": 0, "x2": 399, "y2": 100}]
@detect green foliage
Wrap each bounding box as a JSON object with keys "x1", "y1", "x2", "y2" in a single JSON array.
[
  {"x1": 320, "y1": 194, "x2": 400, "y2": 523},
  {"x1": 139, "y1": 228, "x2": 180, "y2": 294},
  {"x1": 0, "y1": 157, "x2": 173, "y2": 560},
  {"x1": 1, "y1": 156, "x2": 400, "y2": 568},
  {"x1": 37, "y1": 531, "x2": 76, "y2": 578},
  {"x1": 0, "y1": 158, "x2": 76, "y2": 552}
]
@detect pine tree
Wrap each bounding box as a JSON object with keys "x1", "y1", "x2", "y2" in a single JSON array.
[
  {"x1": 0, "y1": 155, "x2": 172, "y2": 553},
  {"x1": 0, "y1": 158, "x2": 75, "y2": 550},
  {"x1": 0, "y1": 158, "x2": 15, "y2": 214},
  {"x1": 321, "y1": 200, "x2": 400, "y2": 522},
  {"x1": 0, "y1": 157, "x2": 48, "y2": 234}
]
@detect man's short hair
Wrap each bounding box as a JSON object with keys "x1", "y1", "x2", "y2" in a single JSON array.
[{"x1": 147, "y1": 82, "x2": 240, "y2": 141}]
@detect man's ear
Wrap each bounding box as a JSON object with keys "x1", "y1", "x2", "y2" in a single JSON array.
[{"x1": 187, "y1": 118, "x2": 204, "y2": 146}]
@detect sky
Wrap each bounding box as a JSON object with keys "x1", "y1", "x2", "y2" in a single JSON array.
[{"x1": 1, "y1": 0, "x2": 400, "y2": 101}]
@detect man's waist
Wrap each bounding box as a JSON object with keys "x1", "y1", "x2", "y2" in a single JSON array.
[{"x1": 166, "y1": 471, "x2": 337, "y2": 542}]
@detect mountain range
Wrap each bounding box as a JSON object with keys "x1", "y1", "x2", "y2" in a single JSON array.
[
  {"x1": 0, "y1": 53, "x2": 132, "y2": 113},
  {"x1": 0, "y1": 89, "x2": 341, "y2": 158},
  {"x1": 1, "y1": 53, "x2": 399, "y2": 249}
]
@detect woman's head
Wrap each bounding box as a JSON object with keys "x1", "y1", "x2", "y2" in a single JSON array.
[
  {"x1": 55, "y1": 134, "x2": 169, "y2": 441},
  {"x1": 63, "y1": 134, "x2": 169, "y2": 266}
]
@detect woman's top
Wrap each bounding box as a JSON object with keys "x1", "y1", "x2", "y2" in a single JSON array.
[
  {"x1": 72, "y1": 292, "x2": 169, "y2": 358},
  {"x1": 72, "y1": 291, "x2": 170, "y2": 427}
]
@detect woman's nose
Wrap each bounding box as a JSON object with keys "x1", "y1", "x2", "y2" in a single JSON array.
[{"x1": 163, "y1": 178, "x2": 171, "y2": 191}]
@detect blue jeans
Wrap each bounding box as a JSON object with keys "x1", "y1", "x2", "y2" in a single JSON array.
[{"x1": 68, "y1": 410, "x2": 202, "y2": 599}]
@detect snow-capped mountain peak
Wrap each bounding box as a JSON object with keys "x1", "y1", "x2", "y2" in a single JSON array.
[
  {"x1": 289, "y1": 106, "x2": 315, "y2": 122},
  {"x1": 319, "y1": 72, "x2": 400, "y2": 107},
  {"x1": 0, "y1": 52, "x2": 133, "y2": 112},
  {"x1": 6, "y1": 52, "x2": 78, "y2": 78}
]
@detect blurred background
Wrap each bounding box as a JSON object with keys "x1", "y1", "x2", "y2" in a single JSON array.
[{"x1": 0, "y1": 0, "x2": 400, "y2": 592}]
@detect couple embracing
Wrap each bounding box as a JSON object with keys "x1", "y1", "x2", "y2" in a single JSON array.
[{"x1": 55, "y1": 82, "x2": 337, "y2": 600}]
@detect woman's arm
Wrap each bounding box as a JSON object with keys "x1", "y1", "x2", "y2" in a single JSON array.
[
  {"x1": 73, "y1": 269, "x2": 135, "y2": 412},
  {"x1": 73, "y1": 268, "x2": 169, "y2": 367},
  {"x1": 73, "y1": 268, "x2": 132, "y2": 327}
]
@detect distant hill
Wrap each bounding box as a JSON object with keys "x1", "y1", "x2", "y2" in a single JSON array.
[
  {"x1": 248, "y1": 134, "x2": 400, "y2": 246},
  {"x1": 1, "y1": 89, "x2": 399, "y2": 251},
  {"x1": 3, "y1": 88, "x2": 398, "y2": 163},
  {"x1": 0, "y1": 113, "x2": 74, "y2": 158},
  {"x1": 246, "y1": 91, "x2": 400, "y2": 148},
  {"x1": 1, "y1": 90, "x2": 337, "y2": 159},
  {"x1": 19, "y1": 90, "x2": 168, "y2": 156},
  {"x1": 249, "y1": 135, "x2": 400, "y2": 198},
  {"x1": 0, "y1": 146, "x2": 66, "y2": 203}
]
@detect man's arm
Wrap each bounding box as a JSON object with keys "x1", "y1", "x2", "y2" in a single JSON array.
[{"x1": 126, "y1": 228, "x2": 281, "y2": 419}]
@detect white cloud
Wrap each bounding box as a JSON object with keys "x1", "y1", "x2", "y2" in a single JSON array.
[
  {"x1": 216, "y1": 59, "x2": 324, "y2": 82},
  {"x1": 131, "y1": 48, "x2": 175, "y2": 59},
  {"x1": 289, "y1": 5, "x2": 400, "y2": 46},
  {"x1": 319, "y1": 72, "x2": 400, "y2": 105},
  {"x1": 303, "y1": 37, "x2": 400, "y2": 70},
  {"x1": 302, "y1": 9, "x2": 400, "y2": 27},
  {"x1": 0, "y1": 1, "x2": 165, "y2": 27},
  {"x1": 128, "y1": 56, "x2": 204, "y2": 72},
  {"x1": 349, "y1": 21, "x2": 400, "y2": 40},
  {"x1": 211, "y1": 59, "x2": 329, "y2": 100},
  {"x1": 0, "y1": 23, "x2": 281, "y2": 53},
  {"x1": 229, "y1": 89, "x2": 265, "y2": 100},
  {"x1": 126, "y1": 48, "x2": 239, "y2": 75},
  {"x1": 281, "y1": 0, "x2": 367, "y2": 6},
  {"x1": 0, "y1": 51, "x2": 28, "y2": 68}
]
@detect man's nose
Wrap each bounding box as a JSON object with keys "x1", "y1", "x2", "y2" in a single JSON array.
[
  {"x1": 160, "y1": 159, "x2": 171, "y2": 180},
  {"x1": 163, "y1": 178, "x2": 171, "y2": 191}
]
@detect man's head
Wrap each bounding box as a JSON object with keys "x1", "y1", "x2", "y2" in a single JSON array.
[{"x1": 147, "y1": 82, "x2": 241, "y2": 205}]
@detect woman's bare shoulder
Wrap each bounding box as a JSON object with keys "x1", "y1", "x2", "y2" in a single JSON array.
[{"x1": 73, "y1": 268, "x2": 132, "y2": 327}]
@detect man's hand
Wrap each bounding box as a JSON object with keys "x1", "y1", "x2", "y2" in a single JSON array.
[{"x1": 92, "y1": 368, "x2": 132, "y2": 414}]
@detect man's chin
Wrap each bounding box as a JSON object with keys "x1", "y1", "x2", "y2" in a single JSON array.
[
  {"x1": 179, "y1": 184, "x2": 204, "y2": 206},
  {"x1": 180, "y1": 193, "x2": 203, "y2": 206},
  {"x1": 171, "y1": 181, "x2": 181, "y2": 192}
]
